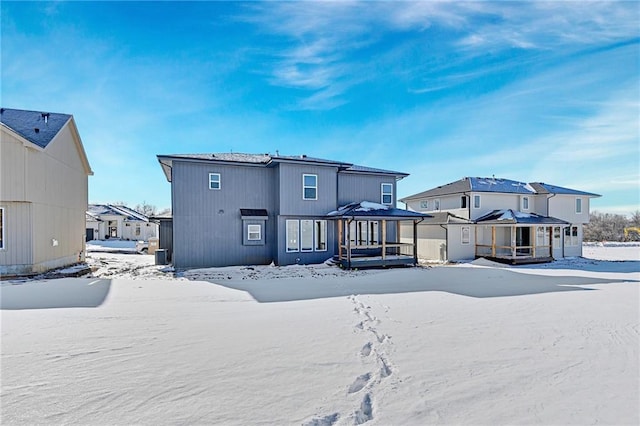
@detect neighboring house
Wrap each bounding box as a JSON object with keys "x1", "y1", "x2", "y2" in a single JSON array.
[
  {"x1": 86, "y1": 204, "x2": 158, "y2": 241},
  {"x1": 400, "y1": 177, "x2": 600, "y2": 264},
  {"x1": 0, "y1": 107, "x2": 93, "y2": 275},
  {"x1": 157, "y1": 153, "x2": 427, "y2": 268}
]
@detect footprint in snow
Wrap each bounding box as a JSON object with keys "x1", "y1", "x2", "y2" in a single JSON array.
[
  {"x1": 348, "y1": 373, "x2": 371, "y2": 394},
  {"x1": 360, "y1": 342, "x2": 372, "y2": 357}
]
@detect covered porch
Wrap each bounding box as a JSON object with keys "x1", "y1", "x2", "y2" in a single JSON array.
[
  {"x1": 327, "y1": 202, "x2": 431, "y2": 269},
  {"x1": 474, "y1": 210, "x2": 569, "y2": 265}
]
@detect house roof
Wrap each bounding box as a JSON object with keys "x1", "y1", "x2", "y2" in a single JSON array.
[
  {"x1": 88, "y1": 204, "x2": 150, "y2": 222},
  {"x1": 419, "y1": 212, "x2": 473, "y2": 225},
  {"x1": 400, "y1": 176, "x2": 599, "y2": 201},
  {"x1": 475, "y1": 209, "x2": 569, "y2": 225},
  {"x1": 0, "y1": 107, "x2": 72, "y2": 149},
  {"x1": 529, "y1": 182, "x2": 601, "y2": 197},
  {"x1": 327, "y1": 201, "x2": 431, "y2": 221},
  {"x1": 157, "y1": 153, "x2": 408, "y2": 182}
]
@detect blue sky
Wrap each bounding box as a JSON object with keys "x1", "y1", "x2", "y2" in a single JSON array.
[{"x1": 2, "y1": 1, "x2": 638, "y2": 214}]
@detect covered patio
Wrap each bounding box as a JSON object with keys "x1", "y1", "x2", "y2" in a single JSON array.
[
  {"x1": 327, "y1": 202, "x2": 431, "y2": 269},
  {"x1": 474, "y1": 209, "x2": 569, "y2": 264}
]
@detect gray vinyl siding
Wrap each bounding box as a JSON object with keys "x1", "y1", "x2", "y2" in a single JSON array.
[
  {"x1": 278, "y1": 163, "x2": 338, "y2": 216},
  {"x1": 338, "y1": 173, "x2": 397, "y2": 206},
  {"x1": 171, "y1": 161, "x2": 276, "y2": 268},
  {"x1": 0, "y1": 202, "x2": 33, "y2": 274}
]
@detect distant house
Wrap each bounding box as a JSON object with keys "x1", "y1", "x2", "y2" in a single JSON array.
[
  {"x1": 0, "y1": 107, "x2": 93, "y2": 275},
  {"x1": 86, "y1": 204, "x2": 158, "y2": 241},
  {"x1": 157, "y1": 153, "x2": 428, "y2": 269},
  {"x1": 400, "y1": 177, "x2": 600, "y2": 264}
]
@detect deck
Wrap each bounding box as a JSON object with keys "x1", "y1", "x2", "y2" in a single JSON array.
[
  {"x1": 337, "y1": 254, "x2": 417, "y2": 269},
  {"x1": 480, "y1": 256, "x2": 555, "y2": 265}
]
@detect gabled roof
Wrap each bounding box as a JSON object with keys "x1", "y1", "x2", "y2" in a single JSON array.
[
  {"x1": 157, "y1": 152, "x2": 408, "y2": 182},
  {"x1": 529, "y1": 182, "x2": 600, "y2": 197},
  {"x1": 475, "y1": 209, "x2": 569, "y2": 225},
  {"x1": 88, "y1": 204, "x2": 150, "y2": 222},
  {"x1": 0, "y1": 108, "x2": 72, "y2": 149},
  {"x1": 327, "y1": 201, "x2": 431, "y2": 221},
  {"x1": 420, "y1": 212, "x2": 473, "y2": 225},
  {"x1": 401, "y1": 176, "x2": 599, "y2": 201}
]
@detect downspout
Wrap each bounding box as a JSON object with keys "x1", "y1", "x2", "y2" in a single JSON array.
[
  {"x1": 439, "y1": 222, "x2": 448, "y2": 262},
  {"x1": 546, "y1": 193, "x2": 561, "y2": 257}
]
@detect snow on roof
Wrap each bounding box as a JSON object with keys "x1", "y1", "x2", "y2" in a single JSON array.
[
  {"x1": 529, "y1": 182, "x2": 601, "y2": 197},
  {"x1": 0, "y1": 107, "x2": 72, "y2": 148},
  {"x1": 475, "y1": 209, "x2": 569, "y2": 225},
  {"x1": 88, "y1": 204, "x2": 149, "y2": 222},
  {"x1": 327, "y1": 201, "x2": 430, "y2": 219}
]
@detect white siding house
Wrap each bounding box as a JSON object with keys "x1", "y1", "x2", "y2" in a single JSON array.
[
  {"x1": 86, "y1": 204, "x2": 158, "y2": 241},
  {"x1": 0, "y1": 108, "x2": 93, "y2": 275},
  {"x1": 400, "y1": 177, "x2": 600, "y2": 264}
]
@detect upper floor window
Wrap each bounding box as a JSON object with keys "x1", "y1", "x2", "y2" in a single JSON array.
[
  {"x1": 303, "y1": 174, "x2": 317, "y2": 200},
  {"x1": 209, "y1": 173, "x2": 221, "y2": 190},
  {"x1": 522, "y1": 196, "x2": 530, "y2": 211},
  {"x1": 434, "y1": 199, "x2": 440, "y2": 211},
  {"x1": 0, "y1": 207, "x2": 4, "y2": 249},
  {"x1": 420, "y1": 200, "x2": 428, "y2": 209},
  {"x1": 461, "y1": 196, "x2": 467, "y2": 209},
  {"x1": 473, "y1": 195, "x2": 481, "y2": 209},
  {"x1": 381, "y1": 183, "x2": 393, "y2": 205},
  {"x1": 576, "y1": 198, "x2": 582, "y2": 214}
]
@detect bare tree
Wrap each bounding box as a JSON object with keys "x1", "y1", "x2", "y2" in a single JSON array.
[{"x1": 134, "y1": 201, "x2": 157, "y2": 217}]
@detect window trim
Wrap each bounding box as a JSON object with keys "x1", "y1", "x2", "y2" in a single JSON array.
[
  {"x1": 209, "y1": 173, "x2": 221, "y2": 190},
  {"x1": 522, "y1": 196, "x2": 530, "y2": 211},
  {"x1": 0, "y1": 207, "x2": 4, "y2": 250},
  {"x1": 314, "y1": 220, "x2": 327, "y2": 252},
  {"x1": 434, "y1": 199, "x2": 440, "y2": 211},
  {"x1": 419, "y1": 200, "x2": 428, "y2": 210},
  {"x1": 300, "y1": 219, "x2": 314, "y2": 252},
  {"x1": 473, "y1": 194, "x2": 481, "y2": 209},
  {"x1": 302, "y1": 174, "x2": 318, "y2": 200},
  {"x1": 575, "y1": 198, "x2": 582, "y2": 214},
  {"x1": 247, "y1": 224, "x2": 261, "y2": 241},
  {"x1": 381, "y1": 183, "x2": 393, "y2": 205},
  {"x1": 287, "y1": 219, "x2": 327, "y2": 253}
]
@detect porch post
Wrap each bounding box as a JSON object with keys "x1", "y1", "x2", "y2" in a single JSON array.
[
  {"x1": 511, "y1": 225, "x2": 516, "y2": 259},
  {"x1": 532, "y1": 226, "x2": 537, "y2": 259},
  {"x1": 396, "y1": 220, "x2": 401, "y2": 256},
  {"x1": 346, "y1": 219, "x2": 352, "y2": 269},
  {"x1": 491, "y1": 226, "x2": 496, "y2": 257},
  {"x1": 381, "y1": 219, "x2": 387, "y2": 260},
  {"x1": 413, "y1": 220, "x2": 418, "y2": 264},
  {"x1": 475, "y1": 225, "x2": 478, "y2": 257},
  {"x1": 338, "y1": 219, "x2": 343, "y2": 260},
  {"x1": 548, "y1": 226, "x2": 553, "y2": 257}
]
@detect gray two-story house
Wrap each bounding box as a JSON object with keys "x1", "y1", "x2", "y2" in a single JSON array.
[{"x1": 157, "y1": 153, "x2": 424, "y2": 268}]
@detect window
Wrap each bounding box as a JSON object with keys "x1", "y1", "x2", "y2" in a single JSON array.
[
  {"x1": 300, "y1": 220, "x2": 314, "y2": 252},
  {"x1": 303, "y1": 174, "x2": 317, "y2": 200},
  {"x1": 315, "y1": 220, "x2": 327, "y2": 251},
  {"x1": 347, "y1": 220, "x2": 380, "y2": 246},
  {"x1": 420, "y1": 200, "x2": 428, "y2": 209},
  {"x1": 522, "y1": 196, "x2": 529, "y2": 211},
  {"x1": 286, "y1": 220, "x2": 299, "y2": 252},
  {"x1": 553, "y1": 227, "x2": 561, "y2": 249},
  {"x1": 434, "y1": 199, "x2": 440, "y2": 211},
  {"x1": 564, "y1": 225, "x2": 579, "y2": 246},
  {"x1": 461, "y1": 226, "x2": 470, "y2": 245},
  {"x1": 473, "y1": 195, "x2": 481, "y2": 209},
  {"x1": 287, "y1": 219, "x2": 327, "y2": 252},
  {"x1": 247, "y1": 224, "x2": 261, "y2": 241},
  {"x1": 209, "y1": 173, "x2": 221, "y2": 190},
  {"x1": 0, "y1": 207, "x2": 4, "y2": 249},
  {"x1": 135, "y1": 225, "x2": 141, "y2": 236},
  {"x1": 381, "y1": 183, "x2": 393, "y2": 205},
  {"x1": 461, "y1": 196, "x2": 467, "y2": 209},
  {"x1": 576, "y1": 198, "x2": 582, "y2": 214}
]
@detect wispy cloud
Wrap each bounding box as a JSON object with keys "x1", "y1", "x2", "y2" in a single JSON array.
[{"x1": 241, "y1": 1, "x2": 639, "y2": 110}]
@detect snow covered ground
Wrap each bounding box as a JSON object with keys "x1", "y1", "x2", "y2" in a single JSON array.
[{"x1": 1, "y1": 243, "x2": 638, "y2": 425}]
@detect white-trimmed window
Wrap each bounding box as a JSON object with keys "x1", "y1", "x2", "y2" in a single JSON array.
[
  {"x1": 461, "y1": 196, "x2": 467, "y2": 209},
  {"x1": 347, "y1": 220, "x2": 380, "y2": 246},
  {"x1": 315, "y1": 220, "x2": 327, "y2": 251},
  {"x1": 461, "y1": 226, "x2": 470, "y2": 245},
  {"x1": 434, "y1": 199, "x2": 440, "y2": 211},
  {"x1": 381, "y1": 183, "x2": 393, "y2": 205},
  {"x1": 576, "y1": 198, "x2": 582, "y2": 214},
  {"x1": 286, "y1": 220, "x2": 299, "y2": 252},
  {"x1": 473, "y1": 195, "x2": 481, "y2": 209},
  {"x1": 303, "y1": 174, "x2": 317, "y2": 200},
  {"x1": 0, "y1": 207, "x2": 4, "y2": 250},
  {"x1": 522, "y1": 196, "x2": 530, "y2": 211},
  {"x1": 209, "y1": 173, "x2": 221, "y2": 190},
  {"x1": 247, "y1": 224, "x2": 261, "y2": 241},
  {"x1": 287, "y1": 219, "x2": 327, "y2": 252},
  {"x1": 564, "y1": 225, "x2": 579, "y2": 246},
  {"x1": 420, "y1": 200, "x2": 428, "y2": 209}
]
